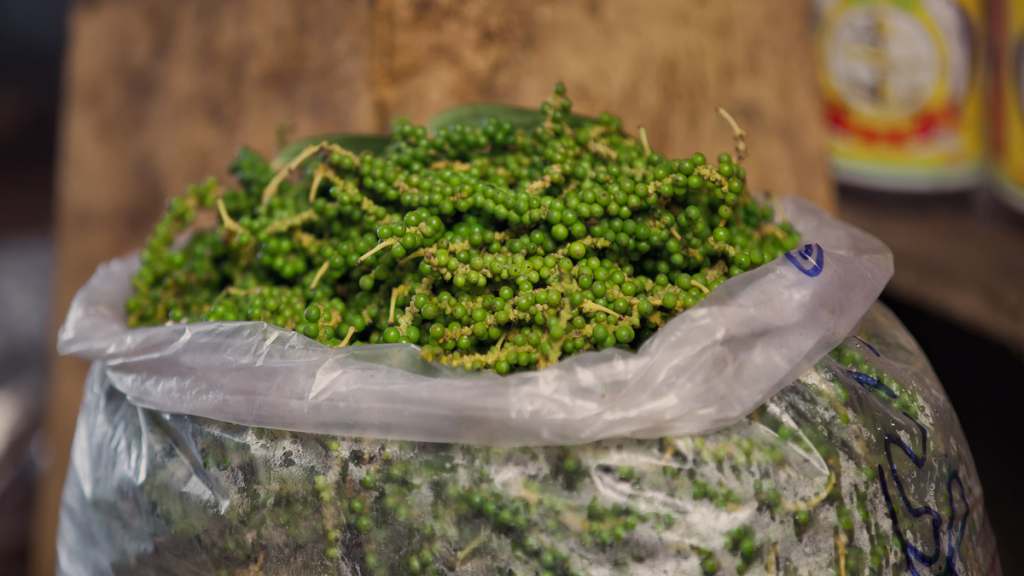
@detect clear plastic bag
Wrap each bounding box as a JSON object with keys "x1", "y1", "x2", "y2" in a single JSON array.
[
  {"x1": 56, "y1": 200, "x2": 1000, "y2": 574},
  {"x1": 58, "y1": 199, "x2": 892, "y2": 445}
]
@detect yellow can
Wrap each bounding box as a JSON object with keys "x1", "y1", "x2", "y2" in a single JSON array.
[
  {"x1": 814, "y1": 0, "x2": 985, "y2": 192},
  {"x1": 993, "y1": 0, "x2": 1024, "y2": 210}
]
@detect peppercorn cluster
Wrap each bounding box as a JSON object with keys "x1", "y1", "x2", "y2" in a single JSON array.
[{"x1": 126, "y1": 85, "x2": 800, "y2": 373}]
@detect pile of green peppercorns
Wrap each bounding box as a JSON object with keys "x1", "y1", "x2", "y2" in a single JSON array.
[{"x1": 126, "y1": 84, "x2": 800, "y2": 373}]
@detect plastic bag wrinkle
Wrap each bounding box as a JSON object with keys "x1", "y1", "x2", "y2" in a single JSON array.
[{"x1": 58, "y1": 198, "x2": 893, "y2": 446}]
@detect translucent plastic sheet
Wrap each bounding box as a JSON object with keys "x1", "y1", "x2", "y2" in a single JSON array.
[
  {"x1": 57, "y1": 199, "x2": 893, "y2": 445},
  {"x1": 58, "y1": 305, "x2": 1000, "y2": 575}
]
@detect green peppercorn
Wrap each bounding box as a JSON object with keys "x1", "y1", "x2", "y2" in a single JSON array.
[
  {"x1": 354, "y1": 515, "x2": 372, "y2": 533},
  {"x1": 126, "y1": 84, "x2": 798, "y2": 375},
  {"x1": 614, "y1": 325, "x2": 635, "y2": 345}
]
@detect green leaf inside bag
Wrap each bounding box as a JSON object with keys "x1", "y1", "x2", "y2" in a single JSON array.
[
  {"x1": 428, "y1": 103, "x2": 595, "y2": 133},
  {"x1": 273, "y1": 104, "x2": 593, "y2": 168}
]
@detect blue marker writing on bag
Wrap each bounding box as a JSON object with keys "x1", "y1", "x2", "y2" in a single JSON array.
[
  {"x1": 874, "y1": 412, "x2": 968, "y2": 575},
  {"x1": 785, "y1": 243, "x2": 825, "y2": 277},
  {"x1": 854, "y1": 335, "x2": 882, "y2": 357},
  {"x1": 944, "y1": 471, "x2": 970, "y2": 576},
  {"x1": 878, "y1": 416, "x2": 943, "y2": 573},
  {"x1": 847, "y1": 369, "x2": 898, "y2": 399},
  {"x1": 840, "y1": 337, "x2": 968, "y2": 575}
]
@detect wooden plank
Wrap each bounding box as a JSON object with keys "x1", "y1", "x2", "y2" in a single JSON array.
[
  {"x1": 375, "y1": 0, "x2": 834, "y2": 210},
  {"x1": 840, "y1": 191, "x2": 1024, "y2": 352},
  {"x1": 36, "y1": 2, "x2": 377, "y2": 574},
  {"x1": 36, "y1": 2, "x2": 831, "y2": 573}
]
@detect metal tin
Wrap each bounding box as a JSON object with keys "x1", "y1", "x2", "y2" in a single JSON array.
[
  {"x1": 992, "y1": 0, "x2": 1024, "y2": 211},
  {"x1": 815, "y1": 0, "x2": 985, "y2": 192}
]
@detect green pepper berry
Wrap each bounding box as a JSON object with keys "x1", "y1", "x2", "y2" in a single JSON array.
[
  {"x1": 354, "y1": 515, "x2": 372, "y2": 533},
  {"x1": 382, "y1": 327, "x2": 402, "y2": 343},
  {"x1": 701, "y1": 555, "x2": 719, "y2": 575},
  {"x1": 126, "y1": 83, "x2": 799, "y2": 376},
  {"x1": 795, "y1": 509, "x2": 811, "y2": 526}
]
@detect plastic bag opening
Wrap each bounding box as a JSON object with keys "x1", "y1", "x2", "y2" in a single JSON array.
[{"x1": 58, "y1": 198, "x2": 893, "y2": 446}]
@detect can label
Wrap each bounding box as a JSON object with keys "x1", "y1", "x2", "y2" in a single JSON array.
[
  {"x1": 994, "y1": 0, "x2": 1024, "y2": 208},
  {"x1": 815, "y1": 0, "x2": 984, "y2": 191}
]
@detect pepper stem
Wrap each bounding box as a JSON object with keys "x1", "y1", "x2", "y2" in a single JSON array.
[
  {"x1": 581, "y1": 300, "x2": 621, "y2": 319},
  {"x1": 456, "y1": 529, "x2": 490, "y2": 568},
  {"x1": 309, "y1": 260, "x2": 330, "y2": 290},
  {"x1": 308, "y1": 164, "x2": 327, "y2": 204},
  {"x1": 337, "y1": 326, "x2": 356, "y2": 348},
  {"x1": 717, "y1": 107, "x2": 747, "y2": 161},
  {"x1": 639, "y1": 126, "x2": 651, "y2": 157},
  {"x1": 357, "y1": 238, "x2": 399, "y2": 263},
  {"x1": 216, "y1": 198, "x2": 244, "y2": 234}
]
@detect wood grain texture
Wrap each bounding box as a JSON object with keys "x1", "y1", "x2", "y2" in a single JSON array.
[
  {"x1": 841, "y1": 192, "x2": 1024, "y2": 353},
  {"x1": 37, "y1": 2, "x2": 376, "y2": 574},
  {"x1": 374, "y1": 0, "x2": 833, "y2": 207},
  {"x1": 36, "y1": 2, "x2": 831, "y2": 573}
]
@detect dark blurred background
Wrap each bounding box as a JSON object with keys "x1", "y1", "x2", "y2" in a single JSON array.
[
  {"x1": 1, "y1": 0, "x2": 66, "y2": 574},
  {"x1": 1, "y1": 1, "x2": 1021, "y2": 575}
]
